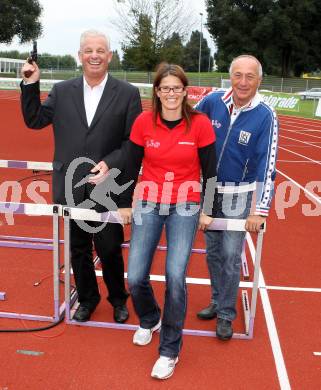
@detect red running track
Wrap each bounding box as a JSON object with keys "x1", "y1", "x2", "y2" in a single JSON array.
[{"x1": 0, "y1": 90, "x2": 321, "y2": 389}]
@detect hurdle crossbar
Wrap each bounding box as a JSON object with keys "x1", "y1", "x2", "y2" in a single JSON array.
[{"x1": 0, "y1": 159, "x2": 52, "y2": 170}]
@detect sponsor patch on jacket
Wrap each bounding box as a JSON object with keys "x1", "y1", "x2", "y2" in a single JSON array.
[
  {"x1": 238, "y1": 130, "x2": 251, "y2": 145},
  {"x1": 178, "y1": 141, "x2": 195, "y2": 145},
  {"x1": 212, "y1": 119, "x2": 222, "y2": 129}
]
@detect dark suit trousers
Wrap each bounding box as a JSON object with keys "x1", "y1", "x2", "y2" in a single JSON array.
[{"x1": 70, "y1": 219, "x2": 129, "y2": 309}]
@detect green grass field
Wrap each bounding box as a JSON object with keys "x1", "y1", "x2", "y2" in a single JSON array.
[{"x1": 278, "y1": 99, "x2": 320, "y2": 118}]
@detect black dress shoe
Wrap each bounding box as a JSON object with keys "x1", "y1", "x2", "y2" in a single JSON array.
[
  {"x1": 197, "y1": 303, "x2": 217, "y2": 320},
  {"x1": 216, "y1": 318, "x2": 233, "y2": 340},
  {"x1": 73, "y1": 305, "x2": 93, "y2": 322},
  {"x1": 113, "y1": 304, "x2": 129, "y2": 323}
]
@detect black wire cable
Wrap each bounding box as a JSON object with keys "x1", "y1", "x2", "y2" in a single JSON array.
[
  {"x1": 0, "y1": 314, "x2": 65, "y2": 333},
  {"x1": 0, "y1": 259, "x2": 77, "y2": 333},
  {"x1": 17, "y1": 171, "x2": 52, "y2": 183},
  {"x1": 0, "y1": 276, "x2": 75, "y2": 333}
]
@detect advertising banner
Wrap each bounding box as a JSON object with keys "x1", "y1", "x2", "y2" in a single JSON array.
[
  {"x1": 187, "y1": 86, "x2": 216, "y2": 102},
  {"x1": 315, "y1": 99, "x2": 321, "y2": 117},
  {"x1": 260, "y1": 92, "x2": 300, "y2": 111}
]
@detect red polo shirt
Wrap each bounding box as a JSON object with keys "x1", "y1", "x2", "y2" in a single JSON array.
[{"x1": 130, "y1": 111, "x2": 215, "y2": 204}]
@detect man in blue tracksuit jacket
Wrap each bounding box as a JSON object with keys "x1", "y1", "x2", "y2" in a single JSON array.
[{"x1": 195, "y1": 55, "x2": 278, "y2": 340}]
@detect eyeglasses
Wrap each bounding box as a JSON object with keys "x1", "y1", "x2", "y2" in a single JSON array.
[{"x1": 158, "y1": 86, "x2": 185, "y2": 93}]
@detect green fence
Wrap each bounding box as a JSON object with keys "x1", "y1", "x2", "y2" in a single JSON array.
[{"x1": 2, "y1": 68, "x2": 321, "y2": 91}]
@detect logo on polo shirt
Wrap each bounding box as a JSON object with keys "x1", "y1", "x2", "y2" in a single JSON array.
[
  {"x1": 146, "y1": 139, "x2": 160, "y2": 148},
  {"x1": 238, "y1": 130, "x2": 251, "y2": 145}
]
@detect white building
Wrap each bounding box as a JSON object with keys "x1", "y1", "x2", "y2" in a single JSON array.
[{"x1": 0, "y1": 57, "x2": 25, "y2": 75}]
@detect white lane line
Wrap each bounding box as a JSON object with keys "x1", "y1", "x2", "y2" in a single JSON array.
[
  {"x1": 281, "y1": 145, "x2": 321, "y2": 148},
  {"x1": 278, "y1": 146, "x2": 321, "y2": 167},
  {"x1": 43, "y1": 269, "x2": 321, "y2": 293},
  {"x1": 247, "y1": 234, "x2": 291, "y2": 390},
  {"x1": 280, "y1": 124, "x2": 321, "y2": 132},
  {"x1": 263, "y1": 286, "x2": 321, "y2": 293},
  {"x1": 252, "y1": 135, "x2": 320, "y2": 381},
  {"x1": 280, "y1": 116, "x2": 321, "y2": 127},
  {"x1": 313, "y1": 352, "x2": 321, "y2": 356},
  {"x1": 280, "y1": 135, "x2": 321, "y2": 150},
  {"x1": 278, "y1": 160, "x2": 321, "y2": 163},
  {"x1": 283, "y1": 129, "x2": 321, "y2": 140},
  {"x1": 277, "y1": 169, "x2": 321, "y2": 206},
  {"x1": 81, "y1": 269, "x2": 253, "y2": 287}
]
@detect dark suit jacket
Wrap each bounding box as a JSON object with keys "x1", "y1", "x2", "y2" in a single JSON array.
[{"x1": 20, "y1": 75, "x2": 142, "y2": 209}]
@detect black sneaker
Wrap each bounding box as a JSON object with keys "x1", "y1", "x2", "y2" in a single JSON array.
[
  {"x1": 216, "y1": 318, "x2": 233, "y2": 340},
  {"x1": 197, "y1": 303, "x2": 217, "y2": 320}
]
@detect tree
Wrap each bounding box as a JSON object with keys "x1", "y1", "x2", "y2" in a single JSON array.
[
  {"x1": 182, "y1": 30, "x2": 212, "y2": 72},
  {"x1": 259, "y1": 0, "x2": 321, "y2": 76},
  {"x1": 0, "y1": 0, "x2": 42, "y2": 44},
  {"x1": 0, "y1": 50, "x2": 77, "y2": 70},
  {"x1": 109, "y1": 50, "x2": 122, "y2": 70},
  {"x1": 159, "y1": 33, "x2": 184, "y2": 65},
  {"x1": 113, "y1": 0, "x2": 193, "y2": 70},
  {"x1": 0, "y1": 50, "x2": 27, "y2": 59},
  {"x1": 36, "y1": 54, "x2": 76, "y2": 70},
  {"x1": 58, "y1": 55, "x2": 77, "y2": 70},
  {"x1": 122, "y1": 13, "x2": 155, "y2": 70},
  {"x1": 206, "y1": 0, "x2": 321, "y2": 77},
  {"x1": 206, "y1": 0, "x2": 266, "y2": 72}
]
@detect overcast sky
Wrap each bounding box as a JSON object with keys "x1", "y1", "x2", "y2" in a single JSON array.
[{"x1": 0, "y1": 0, "x2": 215, "y2": 60}]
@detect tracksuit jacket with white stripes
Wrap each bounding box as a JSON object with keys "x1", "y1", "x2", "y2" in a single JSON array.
[{"x1": 195, "y1": 88, "x2": 279, "y2": 216}]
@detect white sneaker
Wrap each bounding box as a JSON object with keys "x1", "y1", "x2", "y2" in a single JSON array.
[
  {"x1": 151, "y1": 355, "x2": 179, "y2": 379},
  {"x1": 133, "y1": 320, "x2": 161, "y2": 346}
]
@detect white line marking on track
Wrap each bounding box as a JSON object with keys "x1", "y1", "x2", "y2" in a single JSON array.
[
  {"x1": 313, "y1": 352, "x2": 321, "y2": 356},
  {"x1": 281, "y1": 124, "x2": 321, "y2": 132},
  {"x1": 48, "y1": 270, "x2": 321, "y2": 293},
  {"x1": 283, "y1": 129, "x2": 321, "y2": 140},
  {"x1": 84, "y1": 270, "x2": 254, "y2": 287},
  {"x1": 277, "y1": 169, "x2": 321, "y2": 206},
  {"x1": 263, "y1": 286, "x2": 321, "y2": 293},
  {"x1": 247, "y1": 234, "x2": 291, "y2": 390},
  {"x1": 280, "y1": 135, "x2": 321, "y2": 150},
  {"x1": 278, "y1": 146, "x2": 321, "y2": 167},
  {"x1": 281, "y1": 144, "x2": 321, "y2": 148},
  {"x1": 278, "y1": 160, "x2": 321, "y2": 163},
  {"x1": 280, "y1": 116, "x2": 321, "y2": 127}
]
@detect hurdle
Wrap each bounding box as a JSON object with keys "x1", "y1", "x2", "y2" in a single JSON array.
[
  {"x1": 0, "y1": 159, "x2": 66, "y2": 324},
  {"x1": 63, "y1": 206, "x2": 265, "y2": 339},
  {"x1": 0, "y1": 158, "x2": 264, "y2": 337},
  {"x1": 0, "y1": 201, "x2": 64, "y2": 322}
]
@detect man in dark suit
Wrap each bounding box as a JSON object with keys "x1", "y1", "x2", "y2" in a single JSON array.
[{"x1": 20, "y1": 29, "x2": 142, "y2": 323}]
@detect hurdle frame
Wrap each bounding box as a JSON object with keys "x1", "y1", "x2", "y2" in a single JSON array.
[
  {"x1": 0, "y1": 201, "x2": 65, "y2": 323},
  {"x1": 63, "y1": 206, "x2": 265, "y2": 339},
  {"x1": 0, "y1": 159, "x2": 66, "y2": 324},
  {"x1": 0, "y1": 158, "x2": 265, "y2": 338}
]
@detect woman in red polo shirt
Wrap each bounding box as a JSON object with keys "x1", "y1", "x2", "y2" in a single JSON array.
[{"x1": 126, "y1": 63, "x2": 217, "y2": 379}]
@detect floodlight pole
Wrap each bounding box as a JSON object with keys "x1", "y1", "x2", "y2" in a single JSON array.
[{"x1": 198, "y1": 12, "x2": 203, "y2": 86}]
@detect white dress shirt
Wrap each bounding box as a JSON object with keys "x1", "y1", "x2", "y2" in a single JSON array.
[
  {"x1": 83, "y1": 73, "x2": 108, "y2": 126},
  {"x1": 230, "y1": 97, "x2": 253, "y2": 125}
]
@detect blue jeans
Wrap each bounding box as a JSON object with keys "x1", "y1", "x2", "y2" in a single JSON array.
[
  {"x1": 127, "y1": 201, "x2": 199, "y2": 358},
  {"x1": 205, "y1": 191, "x2": 253, "y2": 321}
]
